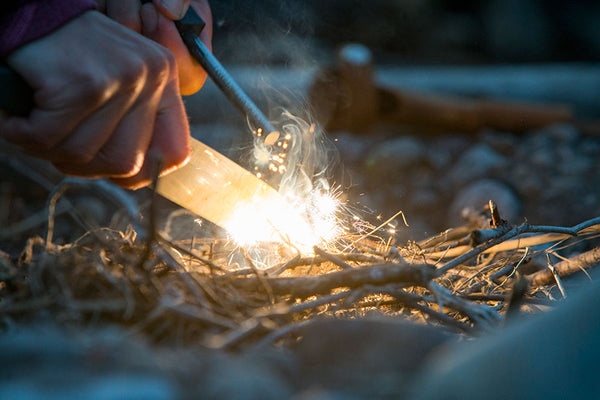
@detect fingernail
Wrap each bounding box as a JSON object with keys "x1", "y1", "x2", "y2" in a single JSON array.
[
  {"x1": 140, "y1": 3, "x2": 158, "y2": 34},
  {"x1": 158, "y1": 0, "x2": 186, "y2": 20}
]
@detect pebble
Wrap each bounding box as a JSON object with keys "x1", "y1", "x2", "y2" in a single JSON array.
[
  {"x1": 426, "y1": 135, "x2": 470, "y2": 169},
  {"x1": 446, "y1": 143, "x2": 507, "y2": 186},
  {"x1": 366, "y1": 136, "x2": 427, "y2": 173},
  {"x1": 448, "y1": 179, "x2": 522, "y2": 226},
  {"x1": 332, "y1": 132, "x2": 373, "y2": 164}
]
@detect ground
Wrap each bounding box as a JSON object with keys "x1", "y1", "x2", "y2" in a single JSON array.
[{"x1": 2, "y1": 1, "x2": 600, "y2": 398}]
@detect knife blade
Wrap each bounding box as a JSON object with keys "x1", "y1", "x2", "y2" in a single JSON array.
[
  {"x1": 0, "y1": 72, "x2": 283, "y2": 235},
  {"x1": 157, "y1": 137, "x2": 282, "y2": 231}
]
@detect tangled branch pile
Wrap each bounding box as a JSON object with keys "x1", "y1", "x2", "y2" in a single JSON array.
[{"x1": 2, "y1": 177, "x2": 600, "y2": 351}]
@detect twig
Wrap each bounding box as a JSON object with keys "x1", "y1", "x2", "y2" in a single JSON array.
[
  {"x1": 343, "y1": 209, "x2": 408, "y2": 252},
  {"x1": 528, "y1": 247, "x2": 600, "y2": 287},
  {"x1": 418, "y1": 225, "x2": 475, "y2": 250},
  {"x1": 157, "y1": 232, "x2": 223, "y2": 273},
  {"x1": 366, "y1": 287, "x2": 472, "y2": 332},
  {"x1": 225, "y1": 262, "x2": 435, "y2": 298},
  {"x1": 436, "y1": 218, "x2": 600, "y2": 275},
  {"x1": 491, "y1": 247, "x2": 530, "y2": 292},
  {"x1": 429, "y1": 282, "x2": 501, "y2": 329},
  {"x1": 264, "y1": 253, "x2": 385, "y2": 276},
  {"x1": 313, "y1": 246, "x2": 353, "y2": 270},
  {"x1": 244, "y1": 250, "x2": 275, "y2": 305}
]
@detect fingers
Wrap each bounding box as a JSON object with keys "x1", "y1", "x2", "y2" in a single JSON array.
[
  {"x1": 154, "y1": 0, "x2": 192, "y2": 20},
  {"x1": 0, "y1": 73, "x2": 117, "y2": 156},
  {"x1": 53, "y1": 88, "x2": 160, "y2": 179},
  {"x1": 111, "y1": 71, "x2": 190, "y2": 189},
  {"x1": 2, "y1": 9, "x2": 195, "y2": 189},
  {"x1": 144, "y1": 0, "x2": 212, "y2": 95},
  {"x1": 105, "y1": 0, "x2": 142, "y2": 32},
  {"x1": 53, "y1": 48, "x2": 179, "y2": 182},
  {"x1": 103, "y1": 0, "x2": 213, "y2": 96},
  {"x1": 50, "y1": 76, "x2": 146, "y2": 168}
]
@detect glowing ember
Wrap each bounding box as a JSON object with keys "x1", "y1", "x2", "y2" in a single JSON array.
[
  {"x1": 228, "y1": 112, "x2": 351, "y2": 254},
  {"x1": 224, "y1": 188, "x2": 343, "y2": 252}
]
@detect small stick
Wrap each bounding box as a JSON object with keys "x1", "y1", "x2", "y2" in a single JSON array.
[
  {"x1": 244, "y1": 250, "x2": 275, "y2": 305},
  {"x1": 157, "y1": 232, "x2": 223, "y2": 273},
  {"x1": 313, "y1": 246, "x2": 353, "y2": 270},
  {"x1": 225, "y1": 262, "x2": 435, "y2": 298},
  {"x1": 436, "y1": 217, "x2": 600, "y2": 275},
  {"x1": 528, "y1": 247, "x2": 600, "y2": 287},
  {"x1": 429, "y1": 282, "x2": 501, "y2": 329},
  {"x1": 418, "y1": 225, "x2": 475, "y2": 249},
  {"x1": 489, "y1": 200, "x2": 502, "y2": 228}
]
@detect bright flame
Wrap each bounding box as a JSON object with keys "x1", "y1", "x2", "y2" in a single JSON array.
[
  {"x1": 230, "y1": 111, "x2": 348, "y2": 254},
  {"x1": 224, "y1": 188, "x2": 342, "y2": 252}
]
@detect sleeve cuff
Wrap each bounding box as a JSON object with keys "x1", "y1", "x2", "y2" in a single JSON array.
[{"x1": 0, "y1": 0, "x2": 97, "y2": 59}]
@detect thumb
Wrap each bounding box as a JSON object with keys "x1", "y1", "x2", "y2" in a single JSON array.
[
  {"x1": 154, "y1": 0, "x2": 191, "y2": 20},
  {"x1": 141, "y1": 2, "x2": 212, "y2": 95}
]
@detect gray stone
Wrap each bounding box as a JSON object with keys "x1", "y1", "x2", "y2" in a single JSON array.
[
  {"x1": 201, "y1": 355, "x2": 293, "y2": 400},
  {"x1": 448, "y1": 179, "x2": 521, "y2": 226},
  {"x1": 292, "y1": 318, "x2": 453, "y2": 399},
  {"x1": 0, "y1": 326, "x2": 176, "y2": 400},
  {"x1": 447, "y1": 143, "x2": 507, "y2": 186},
  {"x1": 366, "y1": 136, "x2": 427, "y2": 172},
  {"x1": 331, "y1": 132, "x2": 373, "y2": 165},
  {"x1": 411, "y1": 189, "x2": 438, "y2": 211},
  {"x1": 412, "y1": 279, "x2": 600, "y2": 400},
  {"x1": 545, "y1": 123, "x2": 580, "y2": 144},
  {"x1": 426, "y1": 136, "x2": 470, "y2": 170},
  {"x1": 479, "y1": 129, "x2": 519, "y2": 155}
]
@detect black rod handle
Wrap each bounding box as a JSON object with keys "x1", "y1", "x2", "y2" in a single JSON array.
[{"x1": 0, "y1": 65, "x2": 34, "y2": 116}]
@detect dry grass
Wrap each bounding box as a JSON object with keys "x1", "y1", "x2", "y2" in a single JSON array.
[{"x1": 2, "y1": 171, "x2": 600, "y2": 353}]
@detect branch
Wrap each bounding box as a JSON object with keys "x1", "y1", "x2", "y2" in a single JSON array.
[
  {"x1": 224, "y1": 263, "x2": 435, "y2": 298},
  {"x1": 528, "y1": 247, "x2": 600, "y2": 287},
  {"x1": 435, "y1": 217, "x2": 600, "y2": 275}
]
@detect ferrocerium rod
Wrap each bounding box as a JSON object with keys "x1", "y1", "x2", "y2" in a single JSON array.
[{"x1": 176, "y1": 9, "x2": 280, "y2": 145}]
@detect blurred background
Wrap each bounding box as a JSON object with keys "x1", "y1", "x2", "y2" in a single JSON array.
[
  {"x1": 209, "y1": 0, "x2": 600, "y2": 65},
  {"x1": 180, "y1": 0, "x2": 600, "y2": 241}
]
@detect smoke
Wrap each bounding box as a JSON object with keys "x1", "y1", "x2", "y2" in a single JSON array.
[{"x1": 255, "y1": 109, "x2": 337, "y2": 200}]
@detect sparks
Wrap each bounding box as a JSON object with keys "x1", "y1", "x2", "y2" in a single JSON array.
[{"x1": 224, "y1": 187, "x2": 343, "y2": 252}]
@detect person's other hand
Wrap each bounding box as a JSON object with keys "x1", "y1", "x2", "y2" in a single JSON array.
[
  {"x1": 0, "y1": 11, "x2": 189, "y2": 189},
  {"x1": 97, "y1": 0, "x2": 213, "y2": 95}
]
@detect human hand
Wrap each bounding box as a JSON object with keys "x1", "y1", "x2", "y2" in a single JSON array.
[
  {"x1": 97, "y1": 0, "x2": 213, "y2": 95},
  {"x1": 0, "y1": 11, "x2": 189, "y2": 189}
]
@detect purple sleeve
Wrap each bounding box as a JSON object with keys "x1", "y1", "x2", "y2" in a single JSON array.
[{"x1": 0, "y1": 0, "x2": 97, "y2": 59}]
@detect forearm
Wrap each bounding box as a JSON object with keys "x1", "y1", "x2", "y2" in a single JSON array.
[{"x1": 0, "y1": 0, "x2": 97, "y2": 58}]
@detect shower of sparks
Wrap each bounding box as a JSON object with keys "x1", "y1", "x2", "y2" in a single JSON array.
[
  {"x1": 224, "y1": 187, "x2": 344, "y2": 253},
  {"x1": 224, "y1": 118, "x2": 401, "y2": 257},
  {"x1": 252, "y1": 128, "x2": 292, "y2": 183}
]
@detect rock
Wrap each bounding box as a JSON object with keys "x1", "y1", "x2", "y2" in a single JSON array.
[
  {"x1": 447, "y1": 143, "x2": 507, "y2": 186},
  {"x1": 448, "y1": 179, "x2": 521, "y2": 226},
  {"x1": 199, "y1": 354, "x2": 294, "y2": 400},
  {"x1": 366, "y1": 136, "x2": 427, "y2": 174},
  {"x1": 544, "y1": 123, "x2": 580, "y2": 144},
  {"x1": 511, "y1": 164, "x2": 544, "y2": 198},
  {"x1": 426, "y1": 135, "x2": 470, "y2": 171},
  {"x1": 411, "y1": 278, "x2": 600, "y2": 400},
  {"x1": 479, "y1": 129, "x2": 519, "y2": 155},
  {"x1": 0, "y1": 326, "x2": 176, "y2": 400},
  {"x1": 411, "y1": 188, "x2": 438, "y2": 211},
  {"x1": 331, "y1": 132, "x2": 373, "y2": 165},
  {"x1": 292, "y1": 318, "x2": 454, "y2": 399},
  {"x1": 578, "y1": 137, "x2": 600, "y2": 158}
]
